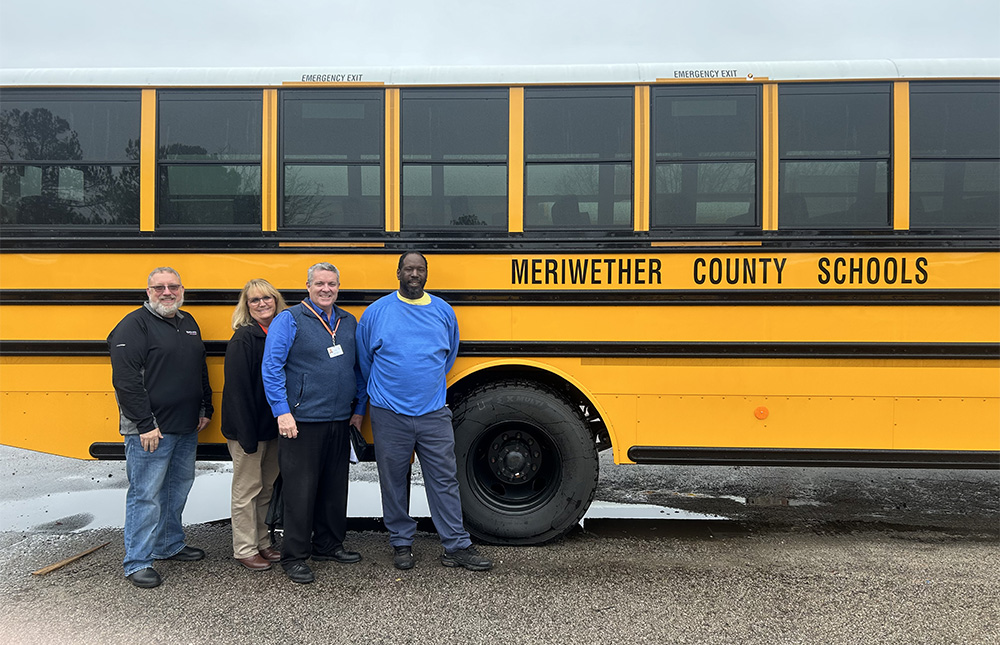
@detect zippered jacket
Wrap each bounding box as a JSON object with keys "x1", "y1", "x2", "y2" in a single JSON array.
[
  {"x1": 108, "y1": 303, "x2": 214, "y2": 435},
  {"x1": 221, "y1": 323, "x2": 278, "y2": 453}
]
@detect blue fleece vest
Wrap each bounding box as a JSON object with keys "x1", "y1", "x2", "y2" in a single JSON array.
[{"x1": 283, "y1": 303, "x2": 359, "y2": 422}]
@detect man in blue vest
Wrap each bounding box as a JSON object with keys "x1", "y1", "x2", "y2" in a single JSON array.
[
  {"x1": 262, "y1": 262, "x2": 366, "y2": 584},
  {"x1": 357, "y1": 251, "x2": 493, "y2": 572}
]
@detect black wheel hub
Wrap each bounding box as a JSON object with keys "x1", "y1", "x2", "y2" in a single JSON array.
[
  {"x1": 489, "y1": 433, "x2": 542, "y2": 484},
  {"x1": 468, "y1": 421, "x2": 561, "y2": 512}
]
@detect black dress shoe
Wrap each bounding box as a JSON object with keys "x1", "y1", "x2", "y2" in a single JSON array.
[
  {"x1": 164, "y1": 546, "x2": 205, "y2": 561},
  {"x1": 313, "y1": 547, "x2": 362, "y2": 564},
  {"x1": 127, "y1": 568, "x2": 162, "y2": 588},
  {"x1": 283, "y1": 562, "x2": 314, "y2": 584}
]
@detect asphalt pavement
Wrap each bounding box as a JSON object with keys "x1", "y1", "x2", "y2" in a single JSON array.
[{"x1": 0, "y1": 447, "x2": 997, "y2": 645}]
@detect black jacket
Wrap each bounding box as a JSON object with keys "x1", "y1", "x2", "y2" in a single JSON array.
[
  {"x1": 221, "y1": 323, "x2": 279, "y2": 453},
  {"x1": 108, "y1": 303, "x2": 213, "y2": 435}
]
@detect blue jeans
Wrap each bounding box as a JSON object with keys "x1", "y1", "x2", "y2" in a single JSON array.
[{"x1": 123, "y1": 432, "x2": 198, "y2": 575}]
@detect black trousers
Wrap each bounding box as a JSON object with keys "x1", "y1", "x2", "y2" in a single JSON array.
[{"x1": 277, "y1": 419, "x2": 350, "y2": 566}]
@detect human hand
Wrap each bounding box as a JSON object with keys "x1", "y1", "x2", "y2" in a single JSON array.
[
  {"x1": 140, "y1": 428, "x2": 163, "y2": 452},
  {"x1": 278, "y1": 413, "x2": 298, "y2": 439}
]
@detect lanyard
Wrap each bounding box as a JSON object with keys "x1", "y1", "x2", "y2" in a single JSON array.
[{"x1": 301, "y1": 300, "x2": 341, "y2": 343}]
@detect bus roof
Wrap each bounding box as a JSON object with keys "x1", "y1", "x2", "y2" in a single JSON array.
[{"x1": 1, "y1": 59, "x2": 998, "y2": 87}]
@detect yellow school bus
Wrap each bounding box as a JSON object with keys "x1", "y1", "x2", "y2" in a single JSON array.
[{"x1": 1, "y1": 60, "x2": 997, "y2": 544}]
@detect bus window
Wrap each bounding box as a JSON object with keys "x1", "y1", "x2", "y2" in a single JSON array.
[
  {"x1": 651, "y1": 86, "x2": 759, "y2": 229},
  {"x1": 280, "y1": 89, "x2": 383, "y2": 229},
  {"x1": 401, "y1": 89, "x2": 507, "y2": 230},
  {"x1": 0, "y1": 90, "x2": 140, "y2": 228},
  {"x1": 523, "y1": 87, "x2": 632, "y2": 231},
  {"x1": 157, "y1": 90, "x2": 262, "y2": 227},
  {"x1": 910, "y1": 81, "x2": 1000, "y2": 229},
  {"x1": 779, "y1": 83, "x2": 891, "y2": 229}
]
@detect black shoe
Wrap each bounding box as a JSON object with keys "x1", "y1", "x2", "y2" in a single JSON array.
[
  {"x1": 127, "y1": 567, "x2": 162, "y2": 588},
  {"x1": 393, "y1": 546, "x2": 415, "y2": 571},
  {"x1": 312, "y1": 547, "x2": 362, "y2": 564},
  {"x1": 163, "y1": 546, "x2": 205, "y2": 561},
  {"x1": 283, "y1": 562, "x2": 314, "y2": 584},
  {"x1": 441, "y1": 545, "x2": 493, "y2": 571}
]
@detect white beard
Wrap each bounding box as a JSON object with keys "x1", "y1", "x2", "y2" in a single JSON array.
[{"x1": 151, "y1": 295, "x2": 183, "y2": 317}]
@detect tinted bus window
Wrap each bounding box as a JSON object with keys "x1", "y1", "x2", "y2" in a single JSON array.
[
  {"x1": 402, "y1": 89, "x2": 507, "y2": 229},
  {"x1": 0, "y1": 90, "x2": 140, "y2": 227},
  {"x1": 157, "y1": 90, "x2": 262, "y2": 226},
  {"x1": 910, "y1": 82, "x2": 1000, "y2": 229},
  {"x1": 524, "y1": 87, "x2": 632, "y2": 230},
  {"x1": 779, "y1": 84, "x2": 891, "y2": 229},
  {"x1": 652, "y1": 86, "x2": 759, "y2": 228},
  {"x1": 280, "y1": 89, "x2": 382, "y2": 228}
]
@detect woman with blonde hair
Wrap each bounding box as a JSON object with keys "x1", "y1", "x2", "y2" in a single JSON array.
[{"x1": 221, "y1": 279, "x2": 288, "y2": 571}]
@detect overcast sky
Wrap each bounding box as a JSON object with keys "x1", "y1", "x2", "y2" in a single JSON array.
[{"x1": 1, "y1": 0, "x2": 998, "y2": 69}]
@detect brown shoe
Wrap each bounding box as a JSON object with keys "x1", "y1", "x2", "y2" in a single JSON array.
[
  {"x1": 259, "y1": 547, "x2": 281, "y2": 562},
  {"x1": 237, "y1": 554, "x2": 272, "y2": 571}
]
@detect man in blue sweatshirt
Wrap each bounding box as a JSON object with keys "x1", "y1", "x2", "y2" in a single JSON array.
[
  {"x1": 356, "y1": 251, "x2": 493, "y2": 572},
  {"x1": 262, "y1": 262, "x2": 366, "y2": 584}
]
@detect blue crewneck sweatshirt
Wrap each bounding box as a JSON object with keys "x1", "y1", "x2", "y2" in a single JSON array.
[{"x1": 356, "y1": 292, "x2": 459, "y2": 416}]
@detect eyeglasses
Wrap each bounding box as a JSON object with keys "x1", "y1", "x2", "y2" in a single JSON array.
[
  {"x1": 249, "y1": 296, "x2": 274, "y2": 305},
  {"x1": 148, "y1": 284, "x2": 183, "y2": 293}
]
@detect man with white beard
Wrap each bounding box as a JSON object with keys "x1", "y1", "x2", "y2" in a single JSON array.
[{"x1": 108, "y1": 267, "x2": 214, "y2": 588}]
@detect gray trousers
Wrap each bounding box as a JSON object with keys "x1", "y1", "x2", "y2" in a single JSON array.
[{"x1": 371, "y1": 405, "x2": 472, "y2": 552}]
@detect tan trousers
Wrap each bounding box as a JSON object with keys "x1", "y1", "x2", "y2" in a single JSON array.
[{"x1": 227, "y1": 438, "x2": 280, "y2": 559}]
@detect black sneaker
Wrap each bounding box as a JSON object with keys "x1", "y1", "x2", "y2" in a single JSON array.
[
  {"x1": 440, "y1": 545, "x2": 493, "y2": 571},
  {"x1": 393, "y1": 546, "x2": 415, "y2": 570}
]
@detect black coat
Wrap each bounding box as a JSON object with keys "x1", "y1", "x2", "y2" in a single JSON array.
[
  {"x1": 221, "y1": 323, "x2": 279, "y2": 453},
  {"x1": 108, "y1": 304, "x2": 213, "y2": 435}
]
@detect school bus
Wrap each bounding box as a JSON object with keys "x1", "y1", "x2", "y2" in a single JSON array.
[{"x1": 1, "y1": 60, "x2": 997, "y2": 544}]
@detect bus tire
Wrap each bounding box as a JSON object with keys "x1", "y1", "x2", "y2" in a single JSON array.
[{"x1": 451, "y1": 379, "x2": 599, "y2": 545}]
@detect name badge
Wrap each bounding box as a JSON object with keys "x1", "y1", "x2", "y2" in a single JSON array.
[{"x1": 327, "y1": 345, "x2": 344, "y2": 358}]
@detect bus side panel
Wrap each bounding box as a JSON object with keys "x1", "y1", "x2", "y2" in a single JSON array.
[
  {"x1": 593, "y1": 394, "x2": 637, "y2": 464},
  {"x1": 895, "y1": 397, "x2": 1000, "y2": 451},
  {"x1": 0, "y1": 358, "x2": 226, "y2": 459},
  {"x1": 635, "y1": 394, "x2": 894, "y2": 450},
  {"x1": 580, "y1": 359, "x2": 999, "y2": 459}
]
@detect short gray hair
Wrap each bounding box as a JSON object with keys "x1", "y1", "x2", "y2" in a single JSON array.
[
  {"x1": 148, "y1": 267, "x2": 181, "y2": 285},
  {"x1": 307, "y1": 262, "x2": 339, "y2": 284}
]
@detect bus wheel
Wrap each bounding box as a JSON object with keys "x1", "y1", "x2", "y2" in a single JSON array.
[{"x1": 451, "y1": 380, "x2": 599, "y2": 545}]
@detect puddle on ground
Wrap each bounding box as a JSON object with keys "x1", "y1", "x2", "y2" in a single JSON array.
[
  {"x1": 0, "y1": 471, "x2": 724, "y2": 533},
  {"x1": 584, "y1": 500, "x2": 725, "y2": 520}
]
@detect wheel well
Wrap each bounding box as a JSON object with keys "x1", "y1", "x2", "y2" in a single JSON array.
[{"x1": 448, "y1": 365, "x2": 612, "y2": 452}]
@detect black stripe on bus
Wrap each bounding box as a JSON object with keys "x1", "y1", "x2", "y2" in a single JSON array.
[
  {"x1": 90, "y1": 442, "x2": 232, "y2": 461},
  {"x1": 85, "y1": 443, "x2": 1000, "y2": 467},
  {"x1": 626, "y1": 446, "x2": 1000, "y2": 470},
  {"x1": 1, "y1": 288, "x2": 997, "y2": 307},
  {"x1": 87, "y1": 441, "x2": 375, "y2": 462},
  {"x1": 4, "y1": 340, "x2": 998, "y2": 359},
  {"x1": 1, "y1": 232, "x2": 998, "y2": 253}
]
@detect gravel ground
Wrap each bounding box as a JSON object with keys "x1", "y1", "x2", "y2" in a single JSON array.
[
  {"x1": 0, "y1": 523, "x2": 997, "y2": 645},
  {"x1": 0, "y1": 447, "x2": 997, "y2": 645}
]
